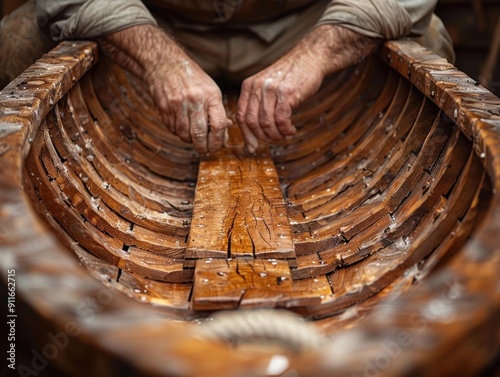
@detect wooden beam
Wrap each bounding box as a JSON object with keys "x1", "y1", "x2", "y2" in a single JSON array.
[
  {"x1": 186, "y1": 99, "x2": 295, "y2": 261},
  {"x1": 191, "y1": 259, "x2": 330, "y2": 311}
]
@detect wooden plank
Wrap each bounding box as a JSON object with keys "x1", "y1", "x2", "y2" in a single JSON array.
[
  {"x1": 191, "y1": 259, "x2": 292, "y2": 310},
  {"x1": 285, "y1": 69, "x2": 399, "y2": 197},
  {"x1": 191, "y1": 258, "x2": 331, "y2": 310},
  {"x1": 286, "y1": 79, "x2": 418, "y2": 217},
  {"x1": 186, "y1": 120, "x2": 294, "y2": 260},
  {"x1": 121, "y1": 247, "x2": 192, "y2": 282},
  {"x1": 70, "y1": 82, "x2": 197, "y2": 197},
  {"x1": 271, "y1": 59, "x2": 379, "y2": 167}
]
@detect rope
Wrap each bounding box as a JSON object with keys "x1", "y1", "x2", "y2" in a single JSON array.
[{"x1": 198, "y1": 309, "x2": 328, "y2": 352}]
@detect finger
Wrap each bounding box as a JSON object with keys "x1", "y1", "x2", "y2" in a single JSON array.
[
  {"x1": 174, "y1": 101, "x2": 191, "y2": 142},
  {"x1": 237, "y1": 78, "x2": 269, "y2": 151},
  {"x1": 259, "y1": 78, "x2": 282, "y2": 140},
  {"x1": 160, "y1": 111, "x2": 176, "y2": 136},
  {"x1": 207, "y1": 100, "x2": 230, "y2": 152},
  {"x1": 239, "y1": 119, "x2": 259, "y2": 154},
  {"x1": 245, "y1": 90, "x2": 273, "y2": 143},
  {"x1": 238, "y1": 79, "x2": 272, "y2": 142},
  {"x1": 189, "y1": 106, "x2": 208, "y2": 153},
  {"x1": 275, "y1": 98, "x2": 297, "y2": 137},
  {"x1": 236, "y1": 79, "x2": 251, "y2": 126}
]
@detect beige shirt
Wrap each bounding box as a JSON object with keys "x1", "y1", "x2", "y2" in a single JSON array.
[{"x1": 36, "y1": 0, "x2": 437, "y2": 43}]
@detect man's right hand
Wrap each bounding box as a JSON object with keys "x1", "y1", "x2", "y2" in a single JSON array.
[
  {"x1": 100, "y1": 25, "x2": 230, "y2": 153},
  {"x1": 145, "y1": 54, "x2": 230, "y2": 153}
]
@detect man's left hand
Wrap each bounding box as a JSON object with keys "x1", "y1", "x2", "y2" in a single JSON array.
[
  {"x1": 237, "y1": 25, "x2": 380, "y2": 153},
  {"x1": 236, "y1": 46, "x2": 324, "y2": 153}
]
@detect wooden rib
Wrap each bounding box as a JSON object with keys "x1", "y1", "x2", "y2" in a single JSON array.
[
  {"x1": 25, "y1": 102, "x2": 192, "y2": 283},
  {"x1": 290, "y1": 98, "x2": 440, "y2": 253},
  {"x1": 276, "y1": 62, "x2": 392, "y2": 181},
  {"x1": 29, "y1": 125, "x2": 192, "y2": 281},
  {"x1": 91, "y1": 59, "x2": 199, "y2": 166},
  {"x1": 45, "y1": 108, "x2": 188, "y2": 249},
  {"x1": 290, "y1": 93, "x2": 435, "y2": 218},
  {"x1": 48, "y1": 99, "x2": 190, "y2": 236},
  {"x1": 289, "y1": 65, "x2": 357, "y2": 126},
  {"x1": 287, "y1": 78, "x2": 419, "y2": 216},
  {"x1": 65, "y1": 87, "x2": 195, "y2": 207},
  {"x1": 290, "y1": 107, "x2": 468, "y2": 282},
  {"x1": 122, "y1": 272, "x2": 194, "y2": 315},
  {"x1": 25, "y1": 124, "x2": 122, "y2": 265},
  {"x1": 314, "y1": 113, "x2": 453, "y2": 261},
  {"x1": 300, "y1": 147, "x2": 484, "y2": 319},
  {"x1": 271, "y1": 59, "x2": 379, "y2": 166},
  {"x1": 316, "y1": 163, "x2": 490, "y2": 328},
  {"x1": 122, "y1": 247, "x2": 192, "y2": 282},
  {"x1": 71, "y1": 237, "x2": 196, "y2": 319},
  {"x1": 73, "y1": 79, "x2": 197, "y2": 197},
  {"x1": 70, "y1": 78, "x2": 196, "y2": 206}
]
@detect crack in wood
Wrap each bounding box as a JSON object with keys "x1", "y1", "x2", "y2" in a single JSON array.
[{"x1": 186, "y1": 118, "x2": 295, "y2": 261}]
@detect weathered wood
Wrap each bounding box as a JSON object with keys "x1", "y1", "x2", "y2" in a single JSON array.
[
  {"x1": 192, "y1": 258, "x2": 292, "y2": 310},
  {"x1": 277, "y1": 62, "x2": 391, "y2": 181},
  {"x1": 1, "y1": 39, "x2": 500, "y2": 377},
  {"x1": 186, "y1": 118, "x2": 294, "y2": 261},
  {"x1": 191, "y1": 258, "x2": 329, "y2": 311}
]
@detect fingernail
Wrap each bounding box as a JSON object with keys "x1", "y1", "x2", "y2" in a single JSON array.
[{"x1": 243, "y1": 144, "x2": 256, "y2": 154}]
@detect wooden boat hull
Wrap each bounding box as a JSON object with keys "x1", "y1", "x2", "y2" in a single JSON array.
[{"x1": 0, "y1": 40, "x2": 499, "y2": 376}]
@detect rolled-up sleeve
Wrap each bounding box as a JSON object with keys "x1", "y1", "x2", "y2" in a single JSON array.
[
  {"x1": 316, "y1": 0, "x2": 437, "y2": 40},
  {"x1": 35, "y1": 0, "x2": 157, "y2": 41}
]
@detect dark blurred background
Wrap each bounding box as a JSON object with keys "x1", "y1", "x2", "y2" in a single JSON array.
[
  {"x1": 434, "y1": 0, "x2": 500, "y2": 94},
  {"x1": 1, "y1": 0, "x2": 500, "y2": 93}
]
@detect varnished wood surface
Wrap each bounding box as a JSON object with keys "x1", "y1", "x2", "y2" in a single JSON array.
[
  {"x1": 186, "y1": 131, "x2": 294, "y2": 261},
  {"x1": 0, "y1": 40, "x2": 499, "y2": 376},
  {"x1": 191, "y1": 259, "x2": 321, "y2": 310}
]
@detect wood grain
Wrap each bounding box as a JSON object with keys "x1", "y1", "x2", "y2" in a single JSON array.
[
  {"x1": 1, "y1": 39, "x2": 499, "y2": 377},
  {"x1": 186, "y1": 115, "x2": 294, "y2": 261}
]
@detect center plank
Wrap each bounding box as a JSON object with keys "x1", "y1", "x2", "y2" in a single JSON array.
[{"x1": 185, "y1": 104, "x2": 295, "y2": 261}]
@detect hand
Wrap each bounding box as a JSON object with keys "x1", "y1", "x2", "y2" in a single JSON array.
[
  {"x1": 236, "y1": 49, "x2": 324, "y2": 153},
  {"x1": 100, "y1": 25, "x2": 231, "y2": 153},
  {"x1": 146, "y1": 57, "x2": 230, "y2": 153},
  {"x1": 236, "y1": 25, "x2": 381, "y2": 153}
]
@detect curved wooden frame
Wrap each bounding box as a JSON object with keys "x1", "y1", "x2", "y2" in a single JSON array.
[{"x1": 0, "y1": 40, "x2": 498, "y2": 376}]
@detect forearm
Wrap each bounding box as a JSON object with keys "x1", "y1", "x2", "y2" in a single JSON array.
[
  {"x1": 98, "y1": 24, "x2": 229, "y2": 153},
  {"x1": 98, "y1": 24, "x2": 187, "y2": 81},
  {"x1": 292, "y1": 24, "x2": 381, "y2": 78},
  {"x1": 236, "y1": 24, "x2": 381, "y2": 152}
]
